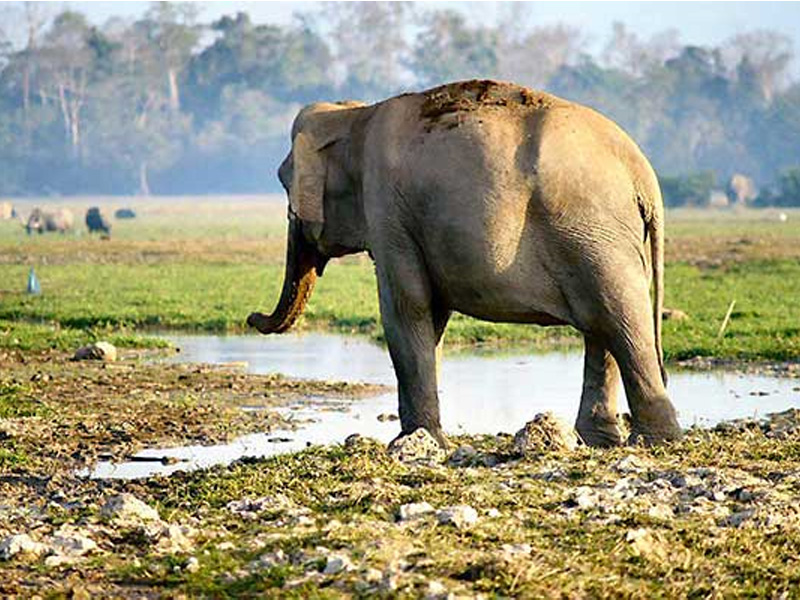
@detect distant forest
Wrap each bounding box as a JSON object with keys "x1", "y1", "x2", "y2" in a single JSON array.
[{"x1": 1, "y1": 2, "x2": 799, "y2": 205}]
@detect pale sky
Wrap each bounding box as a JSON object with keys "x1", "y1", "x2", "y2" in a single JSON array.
[{"x1": 13, "y1": 1, "x2": 800, "y2": 75}]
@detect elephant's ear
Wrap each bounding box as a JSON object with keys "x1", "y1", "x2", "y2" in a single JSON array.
[{"x1": 289, "y1": 132, "x2": 326, "y2": 225}]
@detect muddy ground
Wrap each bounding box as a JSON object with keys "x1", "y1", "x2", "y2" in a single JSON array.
[{"x1": 3, "y1": 346, "x2": 800, "y2": 598}]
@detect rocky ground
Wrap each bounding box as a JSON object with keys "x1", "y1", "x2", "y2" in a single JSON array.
[{"x1": 3, "y1": 345, "x2": 800, "y2": 597}]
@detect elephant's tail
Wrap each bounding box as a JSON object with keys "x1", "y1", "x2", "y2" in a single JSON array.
[{"x1": 648, "y1": 210, "x2": 667, "y2": 387}]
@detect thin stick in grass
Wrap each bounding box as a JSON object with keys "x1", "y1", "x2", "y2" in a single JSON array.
[{"x1": 717, "y1": 300, "x2": 736, "y2": 340}]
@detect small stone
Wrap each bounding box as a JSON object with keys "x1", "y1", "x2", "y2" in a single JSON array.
[
  {"x1": 625, "y1": 528, "x2": 666, "y2": 560},
  {"x1": 377, "y1": 413, "x2": 399, "y2": 422},
  {"x1": 344, "y1": 433, "x2": 363, "y2": 448},
  {"x1": 101, "y1": 493, "x2": 160, "y2": 524},
  {"x1": 184, "y1": 557, "x2": 200, "y2": 573},
  {"x1": 501, "y1": 543, "x2": 532, "y2": 558},
  {"x1": 293, "y1": 515, "x2": 315, "y2": 527},
  {"x1": 436, "y1": 505, "x2": 479, "y2": 529},
  {"x1": 364, "y1": 567, "x2": 383, "y2": 583},
  {"x1": 152, "y1": 523, "x2": 195, "y2": 554},
  {"x1": 72, "y1": 341, "x2": 117, "y2": 362},
  {"x1": 44, "y1": 554, "x2": 73, "y2": 567},
  {"x1": 569, "y1": 486, "x2": 600, "y2": 510},
  {"x1": 0, "y1": 534, "x2": 47, "y2": 560},
  {"x1": 226, "y1": 495, "x2": 293, "y2": 519},
  {"x1": 398, "y1": 502, "x2": 435, "y2": 522},
  {"x1": 446, "y1": 444, "x2": 478, "y2": 467},
  {"x1": 513, "y1": 412, "x2": 579, "y2": 454},
  {"x1": 387, "y1": 429, "x2": 446, "y2": 465},
  {"x1": 647, "y1": 504, "x2": 674, "y2": 521},
  {"x1": 612, "y1": 455, "x2": 651, "y2": 474},
  {"x1": 486, "y1": 508, "x2": 502, "y2": 518},
  {"x1": 723, "y1": 509, "x2": 756, "y2": 528},
  {"x1": 251, "y1": 549, "x2": 286, "y2": 570},
  {"x1": 323, "y1": 553, "x2": 354, "y2": 575},
  {"x1": 663, "y1": 308, "x2": 689, "y2": 321},
  {"x1": 216, "y1": 541, "x2": 236, "y2": 551},
  {"x1": 425, "y1": 580, "x2": 448, "y2": 598},
  {"x1": 50, "y1": 526, "x2": 97, "y2": 556}
]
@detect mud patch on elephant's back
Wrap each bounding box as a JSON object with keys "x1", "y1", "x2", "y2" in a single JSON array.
[{"x1": 420, "y1": 79, "x2": 555, "y2": 130}]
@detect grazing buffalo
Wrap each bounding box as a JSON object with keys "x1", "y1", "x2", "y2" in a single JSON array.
[
  {"x1": 114, "y1": 208, "x2": 136, "y2": 219},
  {"x1": 26, "y1": 208, "x2": 74, "y2": 235},
  {"x1": 86, "y1": 207, "x2": 112, "y2": 235}
]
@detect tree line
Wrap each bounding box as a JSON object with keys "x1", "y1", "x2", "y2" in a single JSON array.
[{"x1": 0, "y1": 2, "x2": 798, "y2": 205}]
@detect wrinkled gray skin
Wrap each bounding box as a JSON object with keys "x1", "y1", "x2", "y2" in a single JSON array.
[
  {"x1": 85, "y1": 207, "x2": 112, "y2": 235},
  {"x1": 26, "y1": 207, "x2": 74, "y2": 235},
  {"x1": 249, "y1": 80, "x2": 682, "y2": 448}
]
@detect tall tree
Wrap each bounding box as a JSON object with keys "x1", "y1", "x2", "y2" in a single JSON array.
[
  {"x1": 411, "y1": 10, "x2": 498, "y2": 88},
  {"x1": 315, "y1": 2, "x2": 414, "y2": 99}
]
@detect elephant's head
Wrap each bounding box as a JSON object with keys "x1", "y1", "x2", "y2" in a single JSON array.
[{"x1": 248, "y1": 101, "x2": 368, "y2": 334}]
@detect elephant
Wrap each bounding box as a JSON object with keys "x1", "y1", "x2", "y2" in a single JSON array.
[
  {"x1": 25, "y1": 207, "x2": 74, "y2": 235},
  {"x1": 85, "y1": 207, "x2": 112, "y2": 235},
  {"x1": 248, "y1": 79, "x2": 682, "y2": 448}
]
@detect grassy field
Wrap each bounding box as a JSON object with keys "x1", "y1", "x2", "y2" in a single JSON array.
[{"x1": 1, "y1": 197, "x2": 799, "y2": 361}]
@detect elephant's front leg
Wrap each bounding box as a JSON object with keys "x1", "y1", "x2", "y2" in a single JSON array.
[
  {"x1": 575, "y1": 336, "x2": 624, "y2": 447},
  {"x1": 376, "y1": 264, "x2": 450, "y2": 448}
]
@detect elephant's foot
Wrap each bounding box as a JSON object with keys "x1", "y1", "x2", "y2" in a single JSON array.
[
  {"x1": 388, "y1": 426, "x2": 450, "y2": 451},
  {"x1": 576, "y1": 417, "x2": 625, "y2": 447},
  {"x1": 627, "y1": 397, "x2": 683, "y2": 446}
]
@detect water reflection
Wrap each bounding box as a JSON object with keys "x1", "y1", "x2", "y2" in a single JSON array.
[{"x1": 83, "y1": 333, "x2": 799, "y2": 479}]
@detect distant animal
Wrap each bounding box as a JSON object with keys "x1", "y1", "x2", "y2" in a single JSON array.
[
  {"x1": 85, "y1": 207, "x2": 112, "y2": 235},
  {"x1": 25, "y1": 207, "x2": 74, "y2": 235},
  {"x1": 248, "y1": 78, "x2": 682, "y2": 450},
  {"x1": 114, "y1": 208, "x2": 136, "y2": 219},
  {"x1": 727, "y1": 173, "x2": 757, "y2": 206},
  {"x1": 0, "y1": 201, "x2": 14, "y2": 220}
]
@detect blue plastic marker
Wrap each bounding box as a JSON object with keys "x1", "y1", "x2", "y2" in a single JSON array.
[{"x1": 27, "y1": 267, "x2": 41, "y2": 295}]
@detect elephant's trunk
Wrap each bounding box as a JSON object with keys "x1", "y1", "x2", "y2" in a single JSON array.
[{"x1": 247, "y1": 217, "x2": 322, "y2": 334}]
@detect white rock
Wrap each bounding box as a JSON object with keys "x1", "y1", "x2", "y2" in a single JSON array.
[
  {"x1": 447, "y1": 444, "x2": 478, "y2": 466},
  {"x1": 251, "y1": 549, "x2": 286, "y2": 570},
  {"x1": 486, "y1": 508, "x2": 502, "y2": 518},
  {"x1": 44, "y1": 554, "x2": 74, "y2": 567},
  {"x1": 72, "y1": 341, "x2": 117, "y2": 362},
  {"x1": 323, "y1": 553, "x2": 354, "y2": 575},
  {"x1": 152, "y1": 523, "x2": 195, "y2": 554},
  {"x1": 184, "y1": 556, "x2": 200, "y2": 573},
  {"x1": 647, "y1": 504, "x2": 674, "y2": 521},
  {"x1": 0, "y1": 533, "x2": 47, "y2": 560},
  {"x1": 101, "y1": 493, "x2": 160, "y2": 524},
  {"x1": 501, "y1": 543, "x2": 532, "y2": 558},
  {"x1": 723, "y1": 509, "x2": 756, "y2": 528},
  {"x1": 50, "y1": 526, "x2": 97, "y2": 556},
  {"x1": 513, "y1": 412, "x2": 579, "y2": 454},
  {"x1": 387, "y1": 429, "x2": 446, "y2": 465},
  {"x1": 398, "y1": 502, "x2": 435, "y2": 522},
  {"x1": 571, "y1": 486, "x2": 601, "y2": 510},
  {"x1": 613, "y1": 455, "x2": 651, "y2": 474},
  {"x1": 226, "y1": 495, "x2": 293, "y2": 518},
  {"x1": 625, "y1": 528, "x2": 666, "y2": 560},
  {"x1": 436, "y1": 505, "x2": 479, "y2": 529},
  {"x1": 425, "y1": 580, "x2": 448, "y2": 598},
  {"x1": 364, "y1": 567, "x2": 383, "y2": 583}
]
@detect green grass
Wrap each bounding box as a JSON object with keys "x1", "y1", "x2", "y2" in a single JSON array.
[
  {"x1": 1, "y1": 199, "x2": 798, "y2": 361},
  {"x1": 1, "y1": 258, "x2": 798, "y2": 360}
]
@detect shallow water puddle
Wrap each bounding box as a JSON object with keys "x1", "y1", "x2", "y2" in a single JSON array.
[{"x1": 84, "y1": 333, "x2": 800, "y2": 479}]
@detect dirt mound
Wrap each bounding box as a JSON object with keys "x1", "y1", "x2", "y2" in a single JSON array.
[{"x1": 420, "y1": 79, "x2": 555, "y2": 126}]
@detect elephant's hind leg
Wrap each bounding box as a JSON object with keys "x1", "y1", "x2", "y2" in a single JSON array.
[
  {"x1": 600, "y1": 280, "x2": 682, "y2": 445},
  {"x1": 576, "y1": 336, "x2": 624, "y2": 447}
]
